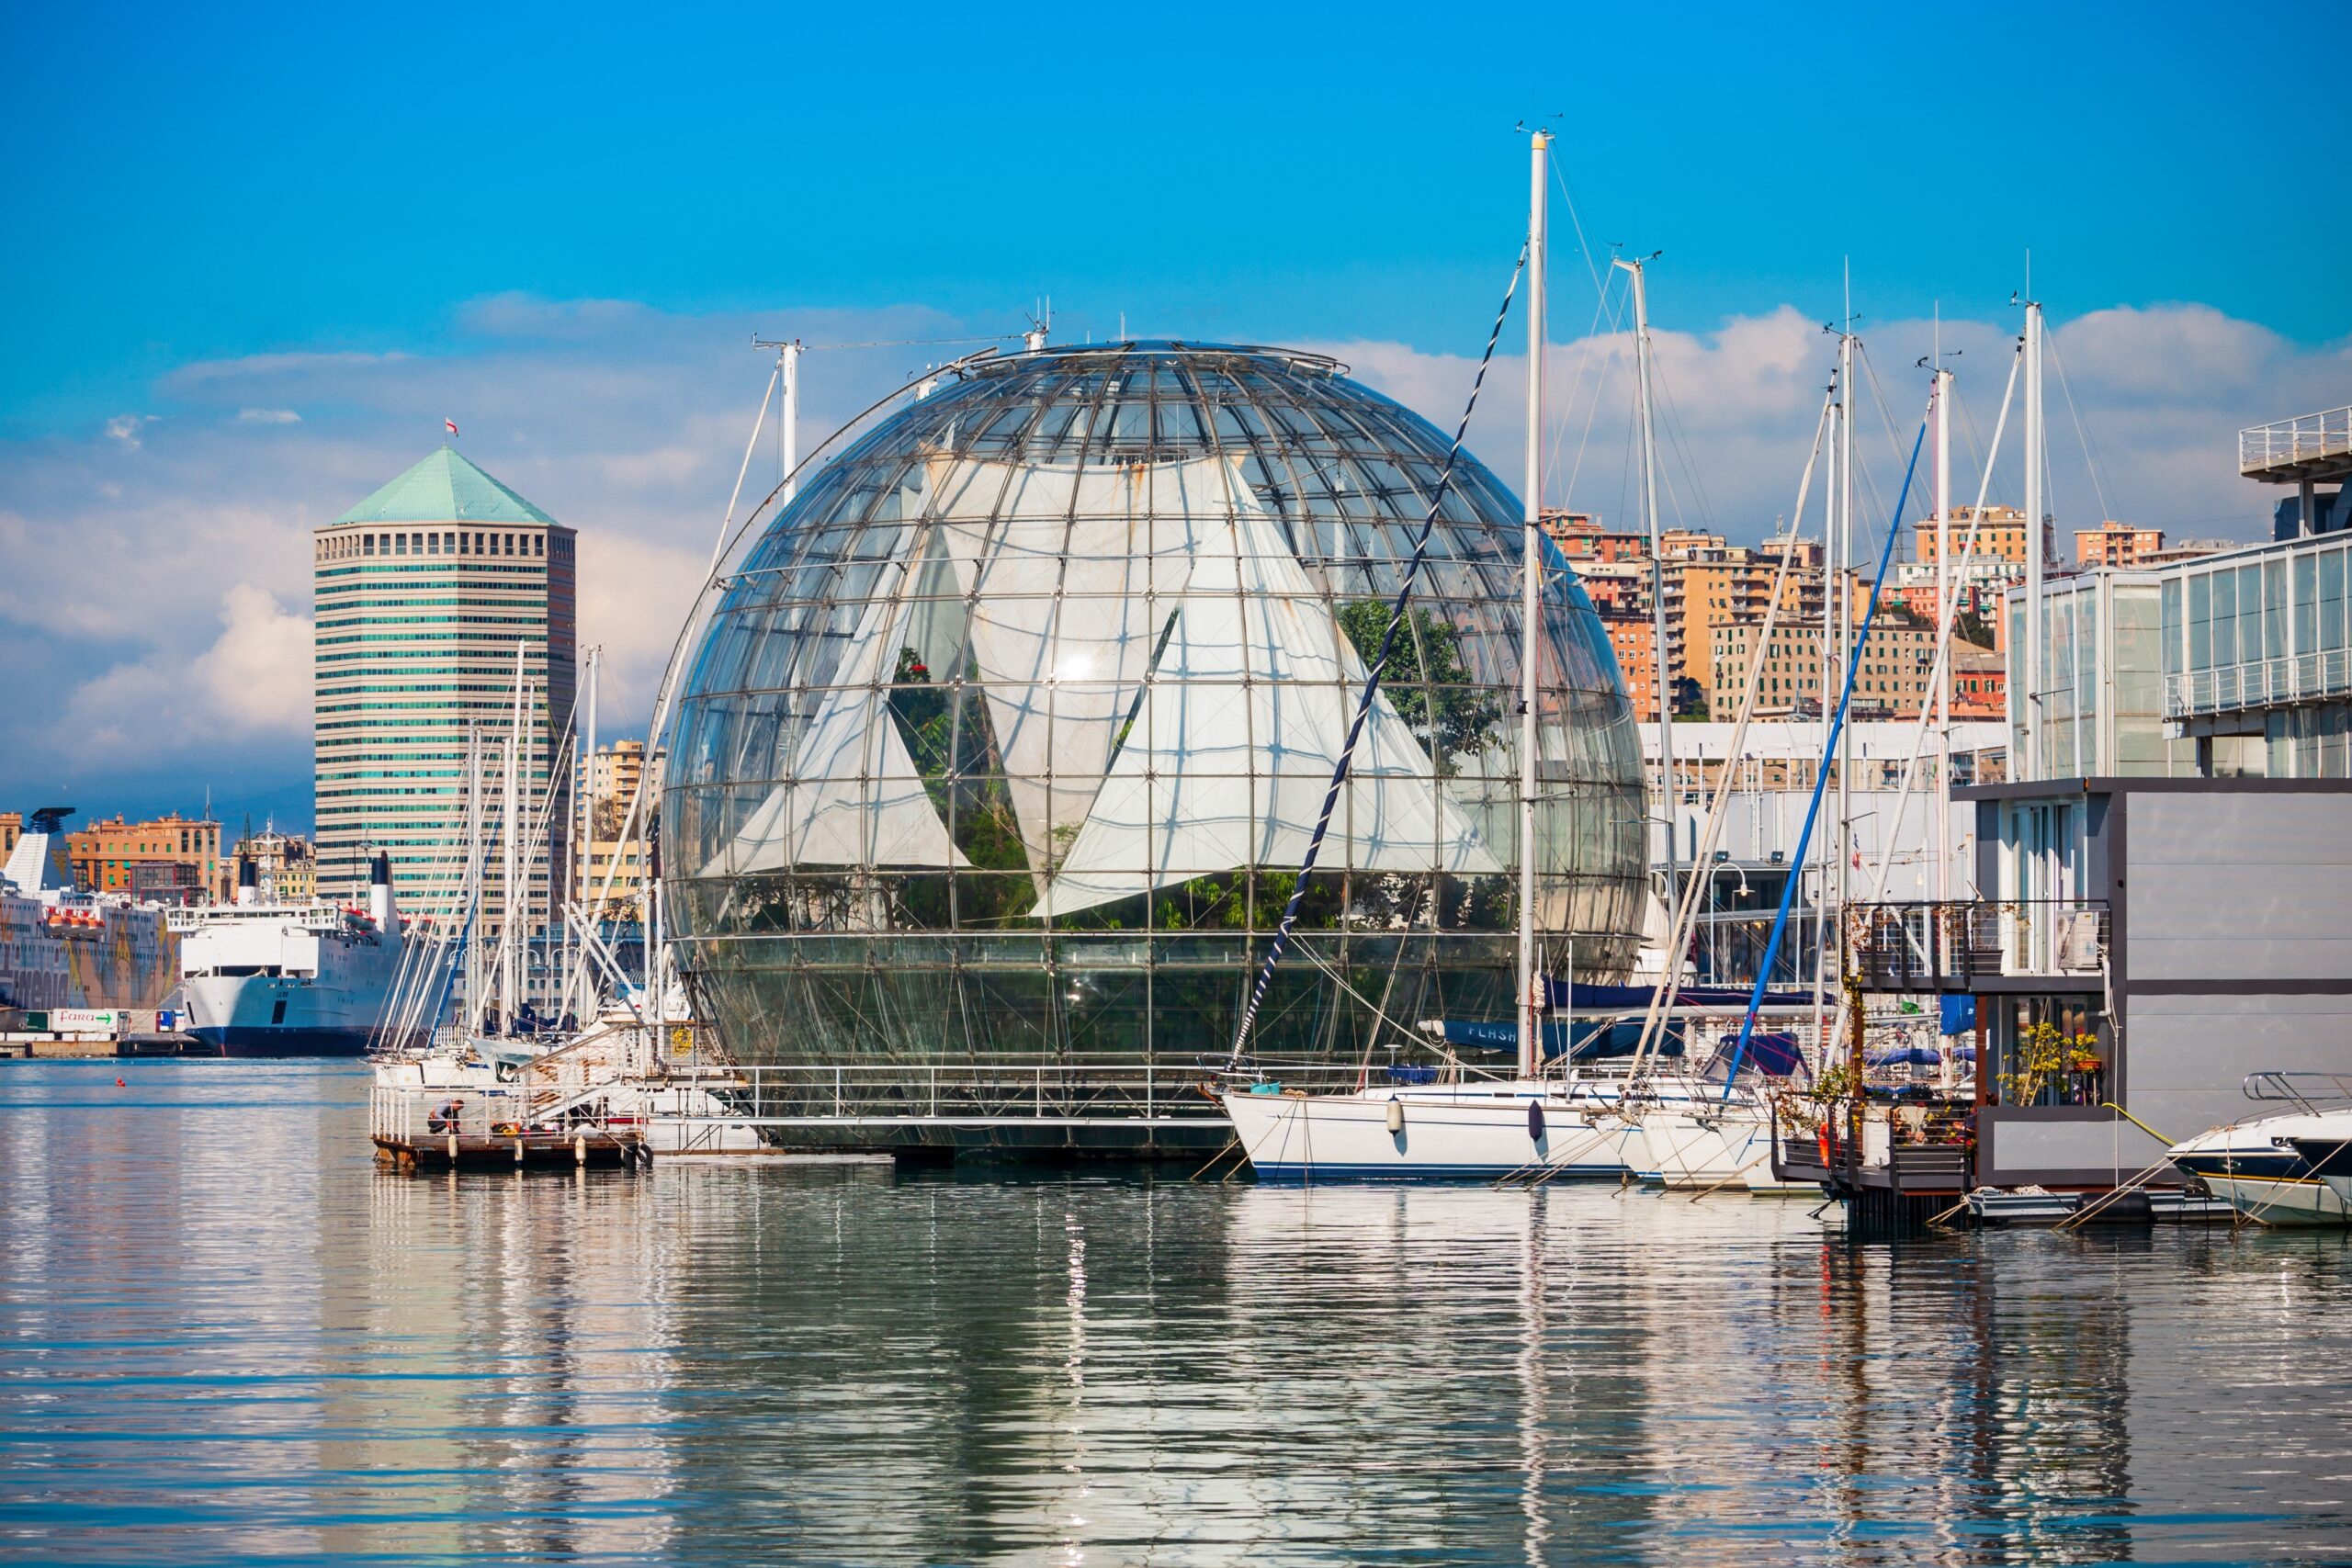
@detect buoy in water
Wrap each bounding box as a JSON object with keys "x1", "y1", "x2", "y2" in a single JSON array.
[
  {"x1": 115, "y1": 1077, "x2": 126, "y2": 1088},
  {"x1": 1528, "y1": 1100, "x2": 1545, "y2": 1140},
  {"x1": 1385, "y1": 1098, "x2": 1405, "y2": 1134}
]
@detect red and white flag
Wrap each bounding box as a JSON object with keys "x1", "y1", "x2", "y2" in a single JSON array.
[{"x1": 445, "y1": 418, "x2": 459, "y2": 436}]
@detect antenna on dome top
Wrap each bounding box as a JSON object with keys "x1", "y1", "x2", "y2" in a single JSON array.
[
  {"x1": 1023, "y1": 298, "x2": 1051, "y2": 353},
  {"x1": 752, "y1": 337, "x2": 804, "y2": 502}
]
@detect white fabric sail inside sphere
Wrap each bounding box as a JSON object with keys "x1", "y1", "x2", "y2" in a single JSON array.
[
  {"x1": 707, "y1": 583, "x2": 968, "y2": 875},
  {"x1": 922, "y1": 453, "x2": 1238, "y2": 887},
  {"x1": 1032, "y1": 501, "x2": 1502, "y2": 919}
]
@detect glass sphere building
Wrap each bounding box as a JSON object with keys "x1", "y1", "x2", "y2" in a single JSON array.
[{"x1": 664, "y1": 343, "x2": 1642, "y2": 1129}]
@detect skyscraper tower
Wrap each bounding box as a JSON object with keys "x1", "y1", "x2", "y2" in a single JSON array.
[{"x1": 312, "y1": 447, "x2": 578, "y2": 919}]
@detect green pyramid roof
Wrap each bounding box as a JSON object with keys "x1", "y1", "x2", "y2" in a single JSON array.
[{"x1": 335, "y1": 446, "x2": 558, "y2": 525}]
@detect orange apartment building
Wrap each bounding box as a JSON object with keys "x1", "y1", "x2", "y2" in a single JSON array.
[
  {"x1": 1951, "y1": 643, "x2": 2007, "y2": 719},
  {"x1": 2074, "y1": 520, "x2": 2167, "y2": 567},
  {"x1": 66, "y1": 813, "x2": 229, "y2": 901},
  {"x1": 1915, "y1": 504, "x2": 2035, "y2": 567},
  {"x1": 1541, "y1": 510, "x2": 1651, "y2": 562},
  {"x1": 1600, "y1": 614, "x2": 1660, "y2": 716}
]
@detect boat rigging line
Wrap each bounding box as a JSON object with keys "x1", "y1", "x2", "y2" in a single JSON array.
[
  {"x1": 1226, "y1": 240, "x2": 1532, "y2": 1064},
  {"x1": 1716, "y1": 408, "x2": 1929, "y2": 1097}
]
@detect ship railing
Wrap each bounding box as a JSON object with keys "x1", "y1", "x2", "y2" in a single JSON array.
[
  {"x1": 650, "y1": 1057, "x2": 1374, "y2": 1128},
  {"x1": 2243, "y1": 1071, "x2": 2352, "y2": 1114},
  {"x1": 1847, "y1": 899, "x2": 2109, "y2": 987}
]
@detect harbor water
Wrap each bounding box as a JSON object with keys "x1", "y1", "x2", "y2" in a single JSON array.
[{"x1": 5, "y1": 1062, "x2": 2351, "y2": 1564}]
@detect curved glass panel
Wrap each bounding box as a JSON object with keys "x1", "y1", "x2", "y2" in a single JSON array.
[{"x1": 664, "y1": 343, "x2": 1642, "y2": 1074}]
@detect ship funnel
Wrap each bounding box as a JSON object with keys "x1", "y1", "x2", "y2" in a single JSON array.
[
  {"x1": 2, "y1": 806, "x2": 76, "y2": 895},
  {"x1": 368, "y1": 849, "x2": 395, "y2": 930},
  {"x1": 235, "y1": 854, "x2": 259, "y2": 907}
]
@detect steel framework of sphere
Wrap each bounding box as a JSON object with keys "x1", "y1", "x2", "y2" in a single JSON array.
[{"x1": 663, "y1": 342, "x2": 1643, "y2": 1114}]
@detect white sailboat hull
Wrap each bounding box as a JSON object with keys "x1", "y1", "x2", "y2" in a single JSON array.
[
  {"x1": 1218, "y1": 1079, "x2": 1747, "y2": 1182},
  {"x1": 1623, "y1": 1104, "x2": 1775, "y2": 1190}
]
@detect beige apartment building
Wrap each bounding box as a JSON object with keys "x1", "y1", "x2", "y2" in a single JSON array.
[
  {"x1": 578, "y1": 739, "x2": 659, "y2": 917},
  {"x1": 1708, "y1": 619, "x2": 1948, "y2": 719}
]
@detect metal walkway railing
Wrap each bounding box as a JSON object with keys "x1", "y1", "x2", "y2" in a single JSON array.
[{"x1": 2241, "y1": 406, "x2": 2352, "y2": 477}]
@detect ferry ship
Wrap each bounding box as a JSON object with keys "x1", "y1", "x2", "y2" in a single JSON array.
[
  {"x1": 0, "y1": 808, "x2": 179, "y2": 1015},
  {"x1": 171, "y1": 851, "x2": 407, "y2": 1057}
]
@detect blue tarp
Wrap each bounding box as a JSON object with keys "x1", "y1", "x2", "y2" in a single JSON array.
[
  {"x1": 1939, "y1": 994, "x2": 1977, "y2": 1036},
  {"x1": 1745, "y1": 1031, "x2": 1805, "y2": 1077}
]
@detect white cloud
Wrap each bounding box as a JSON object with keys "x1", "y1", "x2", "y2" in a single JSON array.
[
  {"x1": 1318, "y1": 302, "x2": 2348, "y2": 541},
  {"x1": 47, "y1": 586, "x2": 311, "y2": 761},
  {"x1": 6, "y1": 292, "x2": 2340, "y2": 822}
]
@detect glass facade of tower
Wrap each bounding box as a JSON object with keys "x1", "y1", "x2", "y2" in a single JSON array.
[
  {"x1": 312, "y1": 449, "x2": 577, "y2": 916},
  {"x1": 664, "y1": 344, "x2": 1643, "y2": 1074}
]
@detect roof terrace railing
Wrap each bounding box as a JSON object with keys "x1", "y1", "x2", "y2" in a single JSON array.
[{"x1": 2241, "y1": 406, "x2": 2352, "y2": 476}]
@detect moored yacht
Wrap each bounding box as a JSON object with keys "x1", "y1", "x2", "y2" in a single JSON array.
[{"x1": 2165, "y1": 1077, "x2": 2352, "y2": 1225}]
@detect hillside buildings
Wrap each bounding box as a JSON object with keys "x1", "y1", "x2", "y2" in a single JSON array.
[{"x1": 312, "y1": 447, "x2": 577, "y2": 915}]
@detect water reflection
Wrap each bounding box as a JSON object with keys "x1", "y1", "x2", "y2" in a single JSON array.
[{"x1": 4, "y1": 1064, "x2": 2351, "y2": 1564}]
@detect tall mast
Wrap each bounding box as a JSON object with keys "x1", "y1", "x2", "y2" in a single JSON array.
[
  {"x1": 1811, "y1": 356, "x2": 1838, "y2": 1051},
  {"x1": 502, "y1": 645, "x2": 525, "y2": 1019},
  {"x1": 1519, "y1": 129, "x2": 1548, "y2": 1080},
  {"x1": 574, "y1": 646, "x2": 599, "y2": 1017},
  {"x1": 1933, "y1": 356, "x2": 1953, "y2": 905},
  {"x1": 1835, "y1": 311, "x2": 1855, "y2": 947},
  {"x1": 463, "y1": 720, "x2": 482, "y2": 1032},
  {"x1": 1614, "y1": 254, "x2": 1675, "y2": 931},
  {"x1": 2022, "y1": 295, "x2": 2045, "y2": 781}
]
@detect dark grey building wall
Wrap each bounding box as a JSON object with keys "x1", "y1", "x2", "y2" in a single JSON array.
[
  {"x1": 2120, "y1": 788, "x2": 2352, "y2": 1144},
  {"x1": 2125, "y1": 991, "x2": 2352, "y2": 1145},
  {"x1": 2124, "y1": 793, "x2": 2352, "y2": 983}
]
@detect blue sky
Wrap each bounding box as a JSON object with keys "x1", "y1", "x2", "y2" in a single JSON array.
[
  {"x1": 1, "y1": 0, "x2": 2345, "y2": 829},
  {"x1": 6, "y1": 0, "x2": 2345, "y2": 434}
]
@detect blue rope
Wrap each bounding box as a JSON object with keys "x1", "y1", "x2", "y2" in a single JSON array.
[
  {"x1": 1227, "y1": 246, "x2": 1528, "y2": 1061},
  {"x1": 1718, "y1": 412, "x2": 1928, "y2": 1099}
]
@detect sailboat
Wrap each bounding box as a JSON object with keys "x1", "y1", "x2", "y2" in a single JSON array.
[{"x1": 1217, "y1": 132, "x2": 1819, "y2": 1184}]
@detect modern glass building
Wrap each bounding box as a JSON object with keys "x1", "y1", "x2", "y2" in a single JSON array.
[
  {"x1": 2010, "y1": 530, "x2": 2352, "y2": 780},
  {"x1": 664, "y1": 343, "x2": 1643, "y2": 1089}
]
